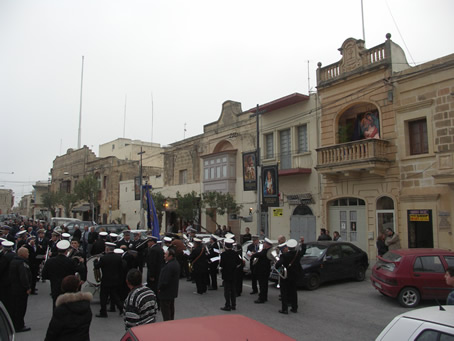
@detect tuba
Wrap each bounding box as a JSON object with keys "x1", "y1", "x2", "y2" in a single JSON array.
[{"x1": 267, "y1": 246, "x2": 287, "y2": 279}]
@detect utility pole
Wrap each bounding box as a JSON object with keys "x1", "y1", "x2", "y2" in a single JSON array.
[
  {"x1": 77, "y1": 56, "x2": 84, "y2": 149},
  {"x1": 250, "y1": 104, "x2": 266, "y2": 235},
  {"x1": 138, "y1": 147, "x2": 145, "y2": 228}
]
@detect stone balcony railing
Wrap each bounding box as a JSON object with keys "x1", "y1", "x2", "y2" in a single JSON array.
[{"x1": 316, "y1": 139, "x2": 392, "y2": 177}]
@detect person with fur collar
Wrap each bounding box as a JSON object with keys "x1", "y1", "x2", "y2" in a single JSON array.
[{"x1": 45, "y1": 275, "x2": 92, "y2": 341}]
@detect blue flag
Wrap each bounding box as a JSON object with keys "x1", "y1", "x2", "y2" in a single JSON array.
[{"x1": 143, "y1": 184, "x2": 160, "y2": 240}]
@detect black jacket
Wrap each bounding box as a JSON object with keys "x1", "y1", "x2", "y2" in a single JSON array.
[
  {"x1": 275, "y1": 250, "x2": 303, "y2": 281},
  {"x1": 8, "y1": 255, "x2": 32, "y2": 294},
  {"x1": 158, "y1": 258, "x2": 180, "y2": 300},
  {"x1": 94, "y1": 252, "x2": 123, "y2": 287},
  {"x1": 250, "y1": 247, "x2": 271, "y2": 276},
  {"x1": 146, "y1": 244, "x2": 164, "y2": 280},
  {"x1": 45, "y1": 291, "x2": 93, "y2": 341},
  {"x1": 220, "y1": 249, "x2": 242, "y2": 281},
  {"x1": 42, "y1": 254, "x2": 76, "y2": 299},
  {"x1": 91, "y1": 238, "x2": 105, "y2": 256},
  {"x1": 189, "y1": 245, "x2": 209, "y2": 273}
]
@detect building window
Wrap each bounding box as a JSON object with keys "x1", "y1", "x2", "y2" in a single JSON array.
[
  {"x1": 179, "y1": 169, "x2": 187, "y2": 184},
  {"x1": 103, "y1": 176, "x2": 108, "y2": 189},
  {"x1": 409, "y1": 119, "x2": 428, "y2": 155},
  {"x1": 203, "y1": 153, "x2": 235, "y2": 181},
  {"x1": 265, "y1": 133, "x2": 274, "y2": 159},
  {"x1": 280, "y1": 129, "x2": 291, "y2": 170},
  {"x1": 60, "y1": 180, "x2": 71, "y2": 193},
  {"x1": 297, "y1": 124, "x2": 308, "y2": 153}
]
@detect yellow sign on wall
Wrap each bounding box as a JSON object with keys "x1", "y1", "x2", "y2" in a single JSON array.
[
  {"x1": 409, "y1": 214, "x2": 429, "y2": 222},
  {"x1": 273, "y1": 209, "x2": 283, "y2": 217}
]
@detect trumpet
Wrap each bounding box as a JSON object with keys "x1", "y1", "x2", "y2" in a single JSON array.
[{"x1": 267, "y1": 246, "x2": 288, "y2": 279}]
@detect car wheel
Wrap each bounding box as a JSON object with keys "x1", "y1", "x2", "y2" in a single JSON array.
[
  {"x1": 354, "y1": 266, "x2": 366, "y2": 281},
  {"x1": 306, "y1": 273, "x2": 320, "y2": 290},
  {"x1": 397, "y1": 287, "x2": 420, "y2": 308}
]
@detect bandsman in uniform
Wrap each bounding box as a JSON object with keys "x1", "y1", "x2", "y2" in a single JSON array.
[
  {"x1": 250, "y1": 238, "x2": 273, "y2": 304},
  {"x1": 94, "y1": 242, "x2": 124, "y2": 317},
  {"x1": 207, "y1": 235, "x2": 220, "y2": 290},
  {"x1": 247, "y1": 235, "x2": 260, "y2": 295},
  {"x1": 23, "y1": 236, "x2": 39, "y2": 295},
  {"x1": 188, "y1": 238, "x2": 208, "y2": 295},
  {"x1": 42, "y1": 240, "x2": 76, "y2": 309},
  {"x1": 275, "y1": 239, "x2": 302, "y2": 314},
  {"x1": 91, "y1": 231, "x2": 107, "y2": 255},
  {"x1": 220, "y1": 238, "x2": 242, "y2": 311}
]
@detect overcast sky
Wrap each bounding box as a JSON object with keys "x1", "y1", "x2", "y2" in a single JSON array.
[{"x1": 1, "y1": 0, "x2": 453, "y2": 207}]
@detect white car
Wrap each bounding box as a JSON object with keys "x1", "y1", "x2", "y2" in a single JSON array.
[{"x1": 376, "y1": 305, "x2": 454, "y2": 340}]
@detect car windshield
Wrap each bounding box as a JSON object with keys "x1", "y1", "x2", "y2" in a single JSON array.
[{"x1": 305, "y1": 244, "x2": 327, "y2": 258}]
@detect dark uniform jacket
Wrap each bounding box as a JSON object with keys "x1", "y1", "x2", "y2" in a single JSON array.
[
  {"x1": 189, "y1": 245, "x2": 209, "y2": 274},
  {"x1": 0, "y1": 250, "x2": 16, "y2": 287},
  {"x1": 8, "y1": 255, "x2": 32, "y2": 294},
  {"x1": 158, "y1": 258, "x2": 180, "y2": 300},
  {"x1": 275, "y1": 250, "x2": 303, "y2": 281},
  {"x1": 220, "y1": 249, "x2": 242, "y2": 281},
  {"x1": 36, "y1": 237, "x2": 50, "y2": 257},
  {"x1": 42, "y1": 254, "x2": 76, "y2": 299},
  {"x1": 208, "y1": 242, "x2": 220, "y2": 270},
  {"x1": 250, "y1": 247, "x2": 271, "y2": 276},
  {"x1": 91, "y1": 238, "x2": 106, "y2": 256},
  {"x1": 95, "y1": 252, "x2": 123, "y2": 287},
  {"x1": 44, "y1": 291, "x2": 93, "y2": 341},
  {"x1": 146, "y1": 244, "x2": 164, "y2": 280},
  {"x1": 72, "y1": 229, "x2": 82, "y2": 242}
]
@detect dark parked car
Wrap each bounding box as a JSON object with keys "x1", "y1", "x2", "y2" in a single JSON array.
[
  {"x1": 371, "y1": 248, "x2": 454, "y2": 308},
  {"x1": 298, "y1": 241, "x2": 369, "y2": 290},
  {"x1": 95, "y1": 224, "x2": 130, "y2": 235}
]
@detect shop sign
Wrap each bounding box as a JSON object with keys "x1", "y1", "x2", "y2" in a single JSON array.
[
  {"x1": 409, "y1": 209, "x2": 430, "y2": 222},
  {"x1": 287, "y1": 193, "x2": 314, "y2": 205},
  {"x1": 273, "y1": 209, "x2": 283, "y2": 217}
]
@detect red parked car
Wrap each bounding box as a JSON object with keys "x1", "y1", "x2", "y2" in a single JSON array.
[{"x1": 371, "y1": 249, "x2": 454, "y2": 308}]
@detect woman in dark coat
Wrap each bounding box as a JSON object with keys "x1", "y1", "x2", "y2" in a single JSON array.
[{"x1": 45, "y1": 275, "x2": 92, "y2": 341}]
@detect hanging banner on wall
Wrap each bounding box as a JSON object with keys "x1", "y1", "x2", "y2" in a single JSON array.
[
  {"x1": 262, "y1": 164, "x2": 279, "y2": 207},
  {"x1": 134, "y1": 176, "x2": 141, "y2": 201},
  {"x1": 242, "y1": 151, "x2": 257, "y2": 191}
]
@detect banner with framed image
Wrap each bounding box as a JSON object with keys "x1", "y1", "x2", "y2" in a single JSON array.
[
  {"x1": 242, "y1": 151, "x2": 257, "y2": 191},
  {"x1": 262, "y1": 164, "x2": 279, "y2": 207},
  {"x1": 134, "y1": 176, "x2": 141, "y2": 201}
]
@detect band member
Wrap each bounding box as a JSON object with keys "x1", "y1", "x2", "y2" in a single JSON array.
[
  {"x1": 220, "y1": 239, "x2": 242, "y2": 311},
  {"x1": 188, "y1": 238, "x2": 208, "y2": 295},
  {"x1": 275, "y1": 239, "x2": 302, "y2": 314},
  {"x1": 247, "y1": 235, "x2": 260, "y2": 295},
  {"x1": 145, "y1": 236, "x2": 164, "y2": 299},
  {"x1": 130, "y1": 231, "x2": 147, "y2": 272},
  {"x1": 117, "y1": 231, "x2": 132, "y2": 249},
  {"x1": 207, "y1": 235, "x2": 220, "y2": 290},
  {"x1": 250, "y1": 238, "x2": 273, "y2": 303},
  {"x1": 67, "y1": 239, "x2": 88, "y2": 282},
  {"x1": 42, "y1": 240, "x2": 76, "y2": 310},
  {"x1": 91, "y1": 231, "x2": 107, "y2": 256},
  {"x1": 23, "y1": 236, "x2": 39, "y2": 295},
  {"x1": 94, "y1": 242, "x2": 124, "y2": 318}
]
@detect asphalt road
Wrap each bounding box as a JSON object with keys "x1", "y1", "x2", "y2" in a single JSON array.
[{"x1": 16, "y1": 269, "x2": 418, "y2": 341}]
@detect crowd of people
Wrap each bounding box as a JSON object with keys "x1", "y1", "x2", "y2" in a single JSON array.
[{"x1": 0, "y1": 217, "x2": 308, "y2": 338}]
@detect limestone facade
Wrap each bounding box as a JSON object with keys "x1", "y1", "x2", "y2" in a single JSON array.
[
  {"x1": 315, "y1": 34, "x2": 454, "y2": 258},
  {"x1": 0, "y1": 189, "x2": 14, "y2": 215}
]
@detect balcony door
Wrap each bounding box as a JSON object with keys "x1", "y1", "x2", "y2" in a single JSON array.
[{"x1": 280, "y1": 129, "x2": 291, "y2": 170}]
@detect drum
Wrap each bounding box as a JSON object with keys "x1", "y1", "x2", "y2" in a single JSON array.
[{"x1": 86, "y1": 255, "x2": 102, "y2": 286}]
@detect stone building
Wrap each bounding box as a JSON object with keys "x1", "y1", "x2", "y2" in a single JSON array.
[
  {"x1": 32, "y1": 180, "x2": 50, "y2": 220},
  {"x1": 50, "y1": 145, "x2": 161, "y2": 224},
  {"x1": 0, "y1": 189, "x2": 14, "y2": 215},
  {"x1": 315, "y1": 33, "x2": 454, "y2": 257}
]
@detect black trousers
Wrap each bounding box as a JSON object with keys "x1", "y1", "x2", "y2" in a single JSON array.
[
  {"x1": 11, "y1": 291, "x2": 28, "y2": 330},
  {"x1": 100, "y1": 285, "x2": 123, "y2": 314},
  {"x1": 160, "y1": 299, "x2": 175, "y2": 321},
  {"x1": 223, "y1": 280, "x2": 236, "y2": 308},
  {"x1": 257, "y1": 273, "x2": 269, "y2": 302},
  {"x1": 281, "y1": 278, "x2": 298, "y2": 311},
  {"x1": 194, "y1": 272, "x2": 207, "y2": 294},
  {"x1": 209, "y1": 265, "x2": 218, "y2": 289},
  {"x1": 235, "y1": 267, "x2": 243, "y2": 295}
]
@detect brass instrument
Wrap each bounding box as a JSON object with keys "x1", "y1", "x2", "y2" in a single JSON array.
[
  {"x1": 267, "y1": 246, "x2": 287, "y2": 279},
  {"x1": 251, "y1": 243, "x2": 263, "y2": 266}
]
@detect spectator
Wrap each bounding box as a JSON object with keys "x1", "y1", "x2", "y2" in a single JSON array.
[
  {"x1": 45, "y1": 275, "x2": 92, "y2": 341},
  {"x1": 124, "y1": 269, "x2": 157, "y2": 328},
  {"x1": 158, "y1": 248, "x2": 180, "y2": 321}
]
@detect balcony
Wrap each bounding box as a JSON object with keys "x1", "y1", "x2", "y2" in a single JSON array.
[{"x1": 316, "y1": 139, "x2": 392, "y2": 177}]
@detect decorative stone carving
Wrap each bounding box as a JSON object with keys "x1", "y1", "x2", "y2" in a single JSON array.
[{"x1": 338, "y1": 38, "x2": 365, "y2": 74}]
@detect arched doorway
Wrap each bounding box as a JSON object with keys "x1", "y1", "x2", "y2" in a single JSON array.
[{"x1": 290, "y1": 204, "x2": 316, "y2": 242}]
